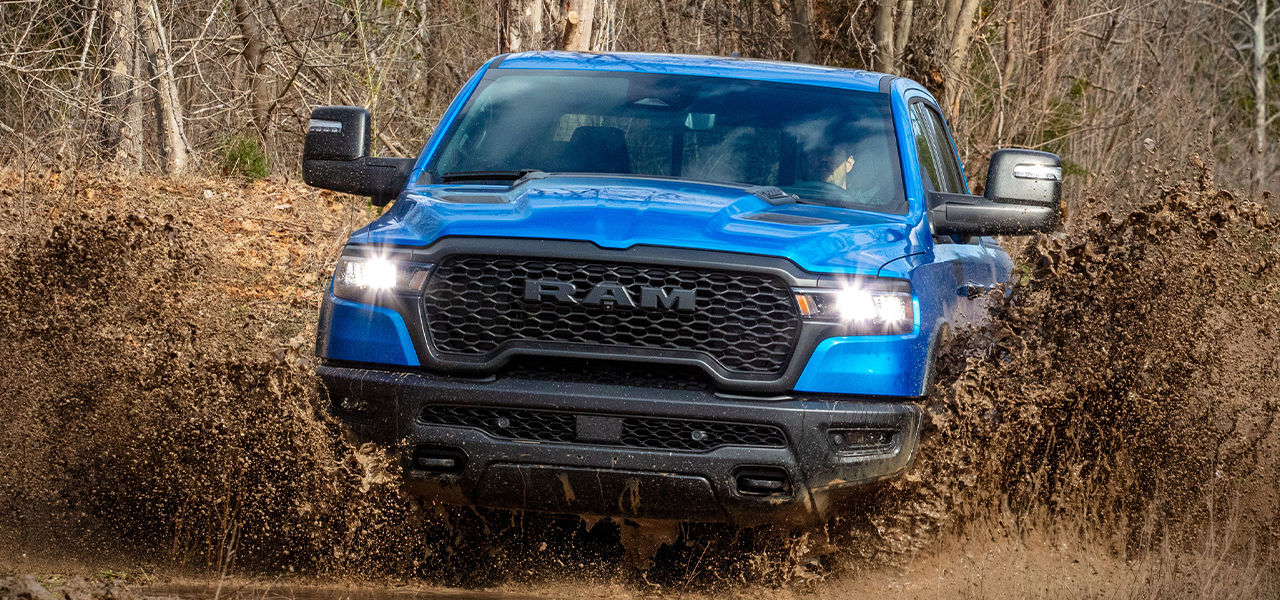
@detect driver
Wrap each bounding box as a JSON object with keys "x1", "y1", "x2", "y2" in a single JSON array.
[{"x1": 825, "y1": 153, "x2": 855, "y2": 189}]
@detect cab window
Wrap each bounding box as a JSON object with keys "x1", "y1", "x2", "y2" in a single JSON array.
[{"x1": 908, "y1": 102, "x2": 966, "y2": 196}]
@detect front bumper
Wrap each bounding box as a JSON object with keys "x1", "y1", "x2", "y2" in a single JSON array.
[{"x1": 319, "y1": 364, "x2": 922, "y2": 526}]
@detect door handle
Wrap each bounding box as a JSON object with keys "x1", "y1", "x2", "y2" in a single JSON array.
[{"x1": 958, "y1": 284, "x2": 991, "y2": 298}]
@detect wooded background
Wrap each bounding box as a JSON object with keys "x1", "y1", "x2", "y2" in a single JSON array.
[{"x1": 1, "y1": 0, "x2": 1276, "y2": 201}]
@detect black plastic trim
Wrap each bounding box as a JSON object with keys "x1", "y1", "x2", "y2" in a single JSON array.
[
  {"x1": 319, "y1": 364, "x2": 923, "y2": 525},
  {"x1": 878, "y1": 74, "x2": 896, "y2": 93}
]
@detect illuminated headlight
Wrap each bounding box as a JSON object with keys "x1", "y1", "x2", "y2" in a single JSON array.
[
  {"x1": 332, "y1": 253, "x2": 432, "y2": 300},
  {"x1": 793, "y1": 280, "x2": 914, "y2": 335}
]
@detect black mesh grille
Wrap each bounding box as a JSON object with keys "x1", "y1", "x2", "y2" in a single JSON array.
[
  {"x1": 503, "y1": 358, "x2": 714, "y2": 392},
  {"x1": 419, "y1": 406, "x2": 575, "y2": 442},
  {"x1": 422, "y1": 256, "x2": 801, "y2": 375},
  {"x1": 419, "y1": 405, "x2": 787, "y2": 452},
  {"x1": 620, "y1": 417, "x2": 788, "y2": 451}
]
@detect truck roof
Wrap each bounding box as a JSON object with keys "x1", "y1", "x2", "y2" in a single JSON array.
[{"x1": 493, "y1": 51, "x2": 893, "y2": 94}]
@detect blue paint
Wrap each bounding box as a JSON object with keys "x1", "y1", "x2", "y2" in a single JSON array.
[
  {"x1": 362, "y1": 176, "x2": 915, "y2": 277},
  {"x1": 495, "y1": 51, "x2": 887, "y2": 92},
  {"x1": 795, "y1": 334, "x2": 931, "y2": 397},
  {"x1": 318, "y1": 51, "x2": 1016, "y2": 398},
  {"x1": 320, "y1": 296, "x2": 420, "y2": 367}
]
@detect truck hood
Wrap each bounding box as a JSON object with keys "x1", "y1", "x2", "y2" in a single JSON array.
[{"x1": 353, "y1": 175, "x2": 920, "y2": 277}]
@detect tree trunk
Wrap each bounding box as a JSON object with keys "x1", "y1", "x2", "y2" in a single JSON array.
[
  {"x1": 501, "y1": 0, "x2": 543, "y2": 52},
  {"x1": 1251, "y1": 0, "x2": 1268, "y2": 194},
  {"x1": 231, "y1": 0, "x2": 270, "y2": 134},
  {"x1": 138, "y1": 0, "x2": 191, "y2": 174},
  {"x1": 987, "y1": 5, "x2": 1017, "y2": 147},
  {"x1": 1036, "y1": 0, "x2": 1053, "y2": 67},
  {"x1": 893, "y1": 0, "x2": 915, "y2": 63},
  {"x1": 99, "y1": 0, "x2": 143, "y2": 169},
  {"x1": 873, "y1": 0, "x2": 897, "y2": 72},
  {"x1": 789, "y1": 0, "x2": 814, "y2": 63},
  {"x1": 942, "y1": 0, "x2": 961, "y2": 42},
  {"x1": 559, "y1": 0, "x2": 595, "y2": 51},
  {"x1": 944, "y1": 0, "x2": 980, "y2": 114}
]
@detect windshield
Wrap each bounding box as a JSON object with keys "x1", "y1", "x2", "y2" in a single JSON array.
[{"x1": 430, "y1": 70, "x2": 908, "y2": 215}]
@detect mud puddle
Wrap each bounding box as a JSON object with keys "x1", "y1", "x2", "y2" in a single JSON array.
[{"x1": 143, "y1": 583, "x2": 534, "y2": 600}]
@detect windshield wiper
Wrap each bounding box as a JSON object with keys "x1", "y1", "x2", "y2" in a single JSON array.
[{"x1": 439, "y1": 169, "x2": 548, "y2": 185}]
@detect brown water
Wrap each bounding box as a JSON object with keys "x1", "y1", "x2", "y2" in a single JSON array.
[{"x1": 143, "y1": 583, "x2": 531, "y2": 599}]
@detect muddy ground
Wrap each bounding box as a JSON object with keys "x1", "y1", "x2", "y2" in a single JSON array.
[{"x1": 0, "y1": 157, "x2": 1277, "y2": 598}]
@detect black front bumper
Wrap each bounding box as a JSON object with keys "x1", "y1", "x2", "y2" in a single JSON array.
[{"x1": 319, "y1": 364, "x2": 922, "y2": 526}]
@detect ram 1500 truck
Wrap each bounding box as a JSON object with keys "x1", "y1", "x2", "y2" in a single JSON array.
[{"x1": 304, "y1": 51, "x2": 1062, "y2": 526}]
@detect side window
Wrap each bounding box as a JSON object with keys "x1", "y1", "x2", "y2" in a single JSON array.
[
  {"x1": 912, "y1": 101, "x2": 977, "y2": 244},
  {"x1": 908, "y1": 103, "x2": 946, "y2": 193},
  {"x1": 922, "y1": 106, "x2": 966, "y2": 194},
  {"x1": 909, "y1": 102, "x2": 966, "y2": 196}
]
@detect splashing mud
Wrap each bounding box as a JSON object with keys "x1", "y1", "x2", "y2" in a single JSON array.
[
  {"x1": 0, "y1": 158, "x2": 1277, "y2": 597},
  {"x1": 870, "y1": 156, "x2": 1280, "y2": 557}
]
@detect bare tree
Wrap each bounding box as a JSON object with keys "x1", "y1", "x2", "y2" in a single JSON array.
[
  {"x1": 231, "y1": 0, "x2": 271, "y2": 134},
  {"x1": 790, "y1": 0, "x2": 815, "y2": 63},
  {"x1": 874, "y1": 0, "x2": 897, "y2": 72},
  {"x1": 0, "y1": 0, "x2": 1270, "y2": 196},
  {"x1": 138, "y1": 0, "x2": 191, "y2": 173},
  {"x1": 99, "y1": 0, "x2": 144, "y2": 169},
  {"x1": 1248, "y1": 0, "x2": 1275, "y2": 195},
  {"x1": 942, "y1": 0, "x2": 981, "y2": 113},
  {"x1": 893, "y1": 0, "x2": 914, "y2": 64},
  {"x1": 559, "y1": 0, "x2": 595, "y2": 51},
  {"x1": 500, "y1": 0, "x2": 543, "y2": 52},
  {"x1": 1203, "y1": 0, "x2": 1279, "y2": 195}
]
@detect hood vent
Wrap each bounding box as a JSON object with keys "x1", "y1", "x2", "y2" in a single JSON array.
[
  {"x1": 433, "y1": 192, "x2": 509, "y2": 204},
  {"x1": 742, "y1": 212, "x2": 838, "y2": 226}
]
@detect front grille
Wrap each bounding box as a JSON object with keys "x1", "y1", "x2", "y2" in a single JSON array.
[
  {"x1": 422, "y1": 256, "x2": 801, "y2": 376},
  {"x1": 420, "y1": 405, "x2": 787, "y2": 452},
  {"x1": 503, "y1": 357, "x2": 715, "y2": 392},
  {"x1": 620, "y1": 416, "x2": 788, "y2": 451},
  {"x1": 420, "y1": 405, "x2": 575, "y2": 442}
]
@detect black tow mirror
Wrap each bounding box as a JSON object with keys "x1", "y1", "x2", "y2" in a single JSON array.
[
  {"x1": 930, "y1": 148, "x2": 1063, "y2": 236},
  {"x1": 302, "y1": 106, "x2": 413, "y2": 206}
]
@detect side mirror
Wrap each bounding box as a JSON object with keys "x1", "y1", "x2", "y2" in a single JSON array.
[
  {"x1": 929, "y1": 148, "x2": 1063, "y2": 236},
  {"x1": 302, "y1": 106, "x2": 413, "y2": 206}
]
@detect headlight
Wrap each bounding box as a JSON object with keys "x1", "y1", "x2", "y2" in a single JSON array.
[
  {"x1": 332, "y1": 253, "x2": 432, "y2": 300},
  {"x1": 793, "y1": 279, "x2": 914, "y2": 335}
]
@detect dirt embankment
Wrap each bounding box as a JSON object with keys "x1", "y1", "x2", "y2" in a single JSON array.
[{"x1": 0, "y1": 158, "x2": 1277, "y2": 598}]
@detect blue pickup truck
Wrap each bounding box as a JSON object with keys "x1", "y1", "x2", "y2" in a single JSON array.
[{"x1": 304, "y1": 51, "x2": 1061, "y2": 526}]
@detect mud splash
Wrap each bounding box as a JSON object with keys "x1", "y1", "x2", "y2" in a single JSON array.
[
  {"x1": 0, "y1": 158, "x2": 1277, "y2": 595},
  {"x1": 0, "y1": 171, "x2": 430, "y2": 577},
  {"x1": 867, "y1": 155, "x2": 1280, "y2": 560}
]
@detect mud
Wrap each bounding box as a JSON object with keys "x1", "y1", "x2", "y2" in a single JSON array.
[
  {"x1": 0, "y1": 157, "x2": 1277, "y2": 597},
  {"x1": 871, "y1": 155, "x2": 1280, "y2": 559}
]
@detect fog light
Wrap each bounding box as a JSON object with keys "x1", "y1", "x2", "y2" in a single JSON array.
[
  {"x1": 411, "y1": 445, "x2": 466, "y2": 474},
  {"x1": 828, "y1": 428, "x2": 896, "y2": 453}
]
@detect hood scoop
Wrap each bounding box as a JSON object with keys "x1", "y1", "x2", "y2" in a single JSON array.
[
  {"x1": 742, "y1": 212, "x2": 839, "y2": 226},
  {"x1": 432, "y1": 191, "x2": 510, "y2": 204}
]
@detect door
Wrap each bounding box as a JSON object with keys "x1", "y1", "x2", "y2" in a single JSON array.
[{"x1": 907, "y1": 100, "x2": 998, "y2": 325}]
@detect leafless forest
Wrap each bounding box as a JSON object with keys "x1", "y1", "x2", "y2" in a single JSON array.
[{"x1": 0, "y1": 0, "x2": 1276, "y2": 200}]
